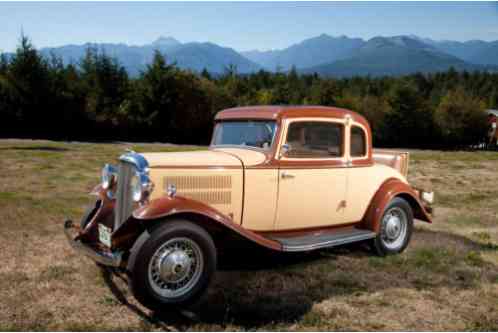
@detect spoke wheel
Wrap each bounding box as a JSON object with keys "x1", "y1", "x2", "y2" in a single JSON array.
[
  {"x1": 128, "y1": 220, "x2": 217, "y2": 310},
  {"x1": 148, "y1": 237, "x2": 204, "y2": 298}
]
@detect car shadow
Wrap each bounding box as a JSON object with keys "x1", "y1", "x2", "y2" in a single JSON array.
[
  {"x1": 101, "y1": 228, "x2": 498, "y2": 330},
  {"x1": 99, "y1": 267, "x2": 184, "y2": 331}
]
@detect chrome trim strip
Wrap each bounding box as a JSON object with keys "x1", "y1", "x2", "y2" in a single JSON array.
[{"x1": 280, "y1": 231, "x2": 376, "y2": 252}]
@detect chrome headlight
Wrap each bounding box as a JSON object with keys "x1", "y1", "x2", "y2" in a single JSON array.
[
  {"x1": 421, "y1": 191, "x2": 434, "y2": 205},
  {"x1": 130, "y1": 171, "x2": 154, "y2": 203},
  {"x1": 101, "y1": 164, "x2": 117, "y2": 190}
]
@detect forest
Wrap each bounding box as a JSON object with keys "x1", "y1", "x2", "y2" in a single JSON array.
[{"x1": 0, "y1": 36, "x2": 496, "y2": 148}]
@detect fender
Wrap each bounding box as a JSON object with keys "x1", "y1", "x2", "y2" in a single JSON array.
[
  {"x1": 132, "y1": 195, "x2": 282, "y2": 251},
  {"x1": 362, "y1": 177, "x2": 432, "y2": 233}
]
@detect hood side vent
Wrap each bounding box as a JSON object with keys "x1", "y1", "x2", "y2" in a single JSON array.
[{"x1": 163, "y1": 175, "x2": 232, "y2": 205}]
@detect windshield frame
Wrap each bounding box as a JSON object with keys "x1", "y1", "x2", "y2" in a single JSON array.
[{"x1": 210, "y1": 120, "x2": 279, "y2": 152}]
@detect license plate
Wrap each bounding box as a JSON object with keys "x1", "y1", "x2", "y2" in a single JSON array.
[{"x1": 98, "y1": 224, "x2": 112, "y2": 247}]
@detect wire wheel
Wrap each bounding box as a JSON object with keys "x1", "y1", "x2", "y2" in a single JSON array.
[{"x1": 147, "y1": 237, "x2": 204, "y2": 299}]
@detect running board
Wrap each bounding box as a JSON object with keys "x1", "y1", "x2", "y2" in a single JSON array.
[{"x1": 271, "y1": 228, "x2": 376, "y2": 252}]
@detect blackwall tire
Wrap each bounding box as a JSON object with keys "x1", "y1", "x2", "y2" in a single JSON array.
[
  {"x1": 128, "y1": 220, "x2": 217, "y2": 311},
  {"x1": 372, "y1": 197, "x2": 413, "y2": 256}
]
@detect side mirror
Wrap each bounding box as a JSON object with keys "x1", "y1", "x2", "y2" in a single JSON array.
[{"x1": 280, "y1": 143, "x2": 290, "y2": 158}]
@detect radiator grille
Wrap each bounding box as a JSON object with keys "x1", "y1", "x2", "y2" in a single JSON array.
[
  {"x1": 114, "y1": 162, "x2": 135, "y2": 230},
  {"x1": 163, "y1": 175, "x2": 232, "y2": 205}
]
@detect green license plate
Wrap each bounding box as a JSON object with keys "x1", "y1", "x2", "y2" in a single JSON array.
[{"x1": 98, "y1": 224, "x2": 111, "y2": 247}]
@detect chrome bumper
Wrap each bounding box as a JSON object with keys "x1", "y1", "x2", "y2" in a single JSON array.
[{"x1": 64, "y1": 220, "x2": 124, "y2": 268}]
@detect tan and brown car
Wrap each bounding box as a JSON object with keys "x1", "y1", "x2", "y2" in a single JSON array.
[{"x1": 65, "y1": 105, "x2": 434, "y2": 310}]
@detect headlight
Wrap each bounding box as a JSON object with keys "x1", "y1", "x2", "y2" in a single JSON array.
[
  {"x1": 130, "y1": 171, "x2": 154, "y2": 203},
  {"x1": 101, "y1": 164, "x2": 117, "y2": 190},
  {"x1": 421, "y1": 191, "x2": 434, "y2": 205}
]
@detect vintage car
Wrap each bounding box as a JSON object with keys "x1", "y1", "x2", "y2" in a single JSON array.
[{"x1": 64, "y1": 105, "x2": 434, "y2": 310}]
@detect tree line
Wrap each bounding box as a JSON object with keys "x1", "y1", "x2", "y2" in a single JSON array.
[{"x1": 0, "y1": 36, "x2": 495, "y2": 148}]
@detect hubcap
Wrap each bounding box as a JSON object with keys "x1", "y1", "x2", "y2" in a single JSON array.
[
  {"x1": 381, "y1": 207, "x2": 407, "y2": 250},
  {"x1": 158, "y1": 250, "x2": 192, "y2": 283},
  {"x1": 148, "y1": 237, "x2": 203, "y2": 298},
  {"x1": 385, "y1": 215, "x2": 402, "y2": 240}
]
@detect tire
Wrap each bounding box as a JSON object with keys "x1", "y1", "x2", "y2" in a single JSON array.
[
  {"x1": 372, "y1": 197, "x2": 413, "y2": 256},
  {"x1": 128, "y1": 220, "x2": 217, "y2": 311}
]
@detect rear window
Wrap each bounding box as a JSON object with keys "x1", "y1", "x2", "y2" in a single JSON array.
[{"x1": 351, "y1": 126, "x2": 367, "y2": 157}]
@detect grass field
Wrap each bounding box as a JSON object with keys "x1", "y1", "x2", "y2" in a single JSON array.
[{"x1": 0, "y1": 139, "x2": 497, "y2": 331}]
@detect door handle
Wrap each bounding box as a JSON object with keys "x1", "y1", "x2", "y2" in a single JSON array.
[{"x1": 281, "y1": 172, "x2": 295, "y2": 179}]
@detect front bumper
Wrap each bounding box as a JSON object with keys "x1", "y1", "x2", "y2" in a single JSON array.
[{"x1": 64, "y1": 220, "x2": 124, "y2": 268}]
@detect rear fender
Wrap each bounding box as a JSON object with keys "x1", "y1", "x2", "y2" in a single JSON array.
[
  {"x1": 362, "y1": 178, "x2": 432, "y2": 233},
  {"x1": 131, "y1": 195, "x2": 282, "y2": 251}
]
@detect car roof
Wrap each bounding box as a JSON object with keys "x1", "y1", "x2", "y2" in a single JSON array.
[{"x1": 214, "y1": 105, "x2": 367, "y2": 125}]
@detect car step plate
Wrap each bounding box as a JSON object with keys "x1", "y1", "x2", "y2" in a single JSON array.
[{"x1": 271, "y1": 228, "x2": 376, "y2": 252}]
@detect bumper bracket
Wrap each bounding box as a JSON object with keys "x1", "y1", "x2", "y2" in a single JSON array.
[{"x1": 64, "y1": 220, "x2": 124, "y2": 268}]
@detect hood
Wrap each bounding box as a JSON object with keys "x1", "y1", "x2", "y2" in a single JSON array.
[
  {"x1": 141, "y1": 148, "x2": 267, "y2": 169},
  {"x1": 210, "y1": 147, "x2": 267, "y2": 167},
  {"x1": 141, "y1": 150, "x2": 242, "y2": 168}
]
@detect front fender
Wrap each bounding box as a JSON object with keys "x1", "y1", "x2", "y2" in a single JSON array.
[
  {"x1": 362, "y1": 178, "x2": 433, "y2": 233},
  {"x1": 132, "y1": 196, "x2": 282, "y2": 251}
]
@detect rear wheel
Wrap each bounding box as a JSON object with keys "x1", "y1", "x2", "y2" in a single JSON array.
[
  {"x1": 128, "y1": 220, "x2": 217, "y2": 311},
  {"x1": 372, "y1": 197, "x2": 413, "y2": 256}
]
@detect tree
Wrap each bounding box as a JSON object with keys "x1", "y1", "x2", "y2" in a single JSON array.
[
  {"x1": 434, "y1": 88, "x2": 488, "y2": 147},
  {"x1": 200, "y1": 68, "x2": 212, "y2": 80},
  {"x1": 2, "y1": 33, "x2": 498, "y2": 147},
  {"x1": 357, "y1": 95, "x2": 392, "y2": 146},
  {"x1": 136, "y1": 51, "x2": 177, "y2": 138},
  {"x1": 4, "y1": 34, "x2": 52, "y2": 137},
  {"x1": 79, "y1": 46, "x2": 130, "y2": 138},
  {"x1": 386, "y1": 83, "x2": 434, "y2": 147},
  {"x1": 309, "y1": 79, "x2": 339, "y2": 106}
]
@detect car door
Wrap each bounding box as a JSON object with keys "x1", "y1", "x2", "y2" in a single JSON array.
[{"x1": 275, "y1": 119, "x2": 349, "y2": 230}]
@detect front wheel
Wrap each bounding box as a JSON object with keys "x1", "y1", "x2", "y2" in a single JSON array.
[
  {"x1": 372, "y1": 197, "x2": 413, "y2": 256},
  {"x1": 128, "y1": 220, "x2": 217, "y2": 311}
]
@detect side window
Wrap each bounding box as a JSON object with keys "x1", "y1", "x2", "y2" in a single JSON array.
[
  {"x1": 351, "y1": 126, "x2": 367, "y2": 157},
  {"x1": 285, "y1": 121, "x2": 343, "y2": 158}
]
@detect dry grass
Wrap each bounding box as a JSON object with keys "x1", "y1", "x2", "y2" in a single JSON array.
[{"x1": 0, "y1": 140, "x2": 497, "y2": 331}]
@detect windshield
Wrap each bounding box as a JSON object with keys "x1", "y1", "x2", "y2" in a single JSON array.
[{"x1": 212, "y1": 121, "x2": 277, "y2": 150}]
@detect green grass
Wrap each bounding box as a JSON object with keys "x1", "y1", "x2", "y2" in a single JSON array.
[
  {"x1": 445, "y1": 214, "x2": 484, "y2": 226},
  {"x1": 410, "y1": 150, "x2": 498, "y2": 162},
  {"x1": 465, "y1": 251, "x2": 486, "y2": 267}
]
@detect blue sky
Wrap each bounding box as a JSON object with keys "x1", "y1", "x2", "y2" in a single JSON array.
[{"x1": 1, "y1": 2, "x2": 497, "y2": 52}]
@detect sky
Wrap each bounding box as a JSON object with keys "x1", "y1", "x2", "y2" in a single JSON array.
[{"x1": 1, "y1": 1, "x2": 498, "y2": 53}]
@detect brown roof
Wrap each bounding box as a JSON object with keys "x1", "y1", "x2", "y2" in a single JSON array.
[{"x1": 215, "y1": 105, "x2": 366, "y2": 123}]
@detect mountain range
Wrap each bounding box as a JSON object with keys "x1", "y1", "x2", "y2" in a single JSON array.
[
  {"x1": 39, "y1": 36, "x2": 261, "y2": 76},
  {"x1": 27, "y1": 34, "x2": 498, "y2": 77}
]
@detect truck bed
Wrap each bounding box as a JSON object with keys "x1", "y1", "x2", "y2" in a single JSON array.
[{"x1": 372, "y1": 149, "x2": 410, "y2": 178}]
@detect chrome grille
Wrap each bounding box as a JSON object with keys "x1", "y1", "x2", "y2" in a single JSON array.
[{"x1": 114, "y1": 161, "x2": 135, "y2": 230}]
